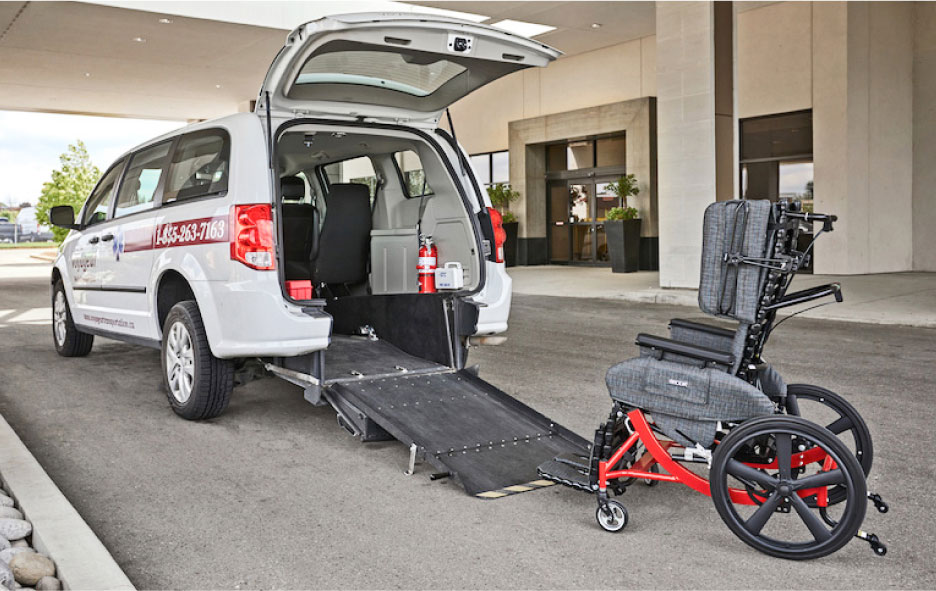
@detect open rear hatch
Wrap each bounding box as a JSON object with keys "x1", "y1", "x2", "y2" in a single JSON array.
[{"x1": 256, "y1": 13, "x2": 560, "y2": 126}]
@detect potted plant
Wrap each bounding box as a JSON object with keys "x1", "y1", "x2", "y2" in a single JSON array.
[
  {"x1": 486, "y1": 183, "x2": 520, "y2": 267},
  {"x1": 604, "y1": 174, "x2": 641, "y2": 273}
]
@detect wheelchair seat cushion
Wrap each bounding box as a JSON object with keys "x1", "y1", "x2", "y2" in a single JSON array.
[{"x1": 606, "y1": 356, "x2": 774, "y2": 447}]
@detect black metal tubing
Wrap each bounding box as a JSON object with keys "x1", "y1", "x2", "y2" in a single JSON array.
[
  {"x1": 763, "y1": 283, "x2": 842, "y2": 311},
  {"x1": 635, "y1": 333, "x2": 735, "y2": 366}
]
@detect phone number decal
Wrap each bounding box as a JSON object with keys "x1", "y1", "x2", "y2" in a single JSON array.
[{"x1": 154, "y1": 216, "x2": 228, "y2": 249}]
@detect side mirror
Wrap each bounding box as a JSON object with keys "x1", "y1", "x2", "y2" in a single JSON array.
[{"x1": 49, "y1": 205, "x2": 78, "y2": 229}]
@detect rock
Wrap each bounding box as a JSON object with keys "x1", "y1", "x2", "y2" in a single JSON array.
[
  {"x1": 0, "y1": 540, "x2": 8, "y2": 553},
  {"x1": 0, "y1": 510, "x2": 22, "y2": 521},
  {"x1": 0, "y1": 549, "x2": 31, "y2": 566},
  {"x1": 0, "y1": 561, "x2": 14, "y2": 590},
  {"x1": 9, "y1": 554, "x2": 54, "y2": 587},
  {"x1": 6, "y1": 544, "x2": 25, "y2": 551},
  {"x1": 0, "y1": 522, "x2": 29, "y2": 542},
  {"x1": 35, "y1": 578, "x2": 59, "y2": 591},
  {"x1": 0, "y1": 498, "x2": 12, "y2": 509}
]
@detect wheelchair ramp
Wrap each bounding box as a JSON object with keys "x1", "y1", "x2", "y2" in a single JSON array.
[{"x1": 329, "y1": 370, "x2": 590, "y2": 497}]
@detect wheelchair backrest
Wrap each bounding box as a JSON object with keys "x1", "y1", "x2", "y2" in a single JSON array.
[{"x1": 698, "y1": 200, "x2": 775, "y2": 325}]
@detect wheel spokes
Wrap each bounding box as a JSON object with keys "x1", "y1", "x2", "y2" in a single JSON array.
[
  {"x1": 793, "y1": 468, "x2": 845, "y2": 491},
  {"x1": 825, "y1": 415, "x2": 853, "y2": 435},
  {"x1": 790, "y1": 493, "x2": 832, "y2": 542},
  {"x1": 775, "y1": 433, "x2": 792, "y2": 479},
  {"x1": 726, "y1": 460, "x2": 777, "y2": 491},
  {"x1": 744, "y1": 491, "x2": 783, "y2": 534}
]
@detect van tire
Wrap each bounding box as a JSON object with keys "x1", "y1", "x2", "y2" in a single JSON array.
[
  {"x1": 161, "y1": 301, "x2": 233, "y2": 420},
  {"x1": 52, "y1": 280, "x2": 94, "y2": 357}
]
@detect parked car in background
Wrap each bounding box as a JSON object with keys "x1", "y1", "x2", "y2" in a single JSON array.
[
  {"x1": 16, "y1": 207, "x2": 54, "y2": 241},
  {"x1": 0, "y1": 218, "x2": 24, "y2": 242}
]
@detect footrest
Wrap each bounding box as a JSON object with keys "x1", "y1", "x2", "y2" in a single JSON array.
[{"x1": 537, "y1": 454, "x2": 593, "y2": 493}]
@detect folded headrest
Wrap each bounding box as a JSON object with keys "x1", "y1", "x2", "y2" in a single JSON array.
[{"x1": 281, "y1": 176, "x2": 305, "y2": 201}]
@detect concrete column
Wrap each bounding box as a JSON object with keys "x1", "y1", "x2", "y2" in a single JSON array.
[
  {"x1": 656, "y1": 1, "x2": 734, "y2": 288},
  {"x1": 813, "y1": 2, "x2": 914, "y2": 274}
]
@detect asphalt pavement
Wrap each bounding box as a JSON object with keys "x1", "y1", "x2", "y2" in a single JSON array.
[{"x1": 0, "y1": 249, "x2": 933, "y2": 589}]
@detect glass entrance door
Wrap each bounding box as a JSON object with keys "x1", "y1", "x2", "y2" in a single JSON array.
[{"x1": 549, "y1": 177, "x2": 623, "y2": 264}]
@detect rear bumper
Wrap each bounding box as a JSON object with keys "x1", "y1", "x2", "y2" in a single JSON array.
[{"x1": 194, "y1": 279, "x2": 332, "y2": 358}]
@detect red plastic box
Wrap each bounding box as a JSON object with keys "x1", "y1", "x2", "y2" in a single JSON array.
[{"x1": 285, "y1": 280, "x2": 313, "y2": 300}]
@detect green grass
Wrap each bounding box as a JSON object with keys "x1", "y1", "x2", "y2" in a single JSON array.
[{"x1": 0, "y1": 241, "x2": 57, "y2": 249}]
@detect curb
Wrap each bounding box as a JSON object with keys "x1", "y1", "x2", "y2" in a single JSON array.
[
  {"x1": 28, "y1": 251, "x2": 56, "y2": 263},
  {"x1": 0, "y1": 415, "x2": 134, "y2": 591}
]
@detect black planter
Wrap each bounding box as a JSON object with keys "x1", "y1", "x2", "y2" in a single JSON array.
[
  {"x1": 503, "y1": 221, "x2": 519, "y2": 267},
  {"x1": 606, "y1": 219, "x2": 641, "y2": 273}
]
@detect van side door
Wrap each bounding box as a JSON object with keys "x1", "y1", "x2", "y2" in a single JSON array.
[
  {"x1": 98, "y1": 139, "x2": 175, "y2": 340},
  {"x1": 68, "y1": 159, "x2": 126, "y2": 326}
]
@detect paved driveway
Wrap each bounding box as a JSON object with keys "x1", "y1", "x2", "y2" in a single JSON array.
[{"x1": 0, "y1": 250, "x2": 933, "y2": 589}]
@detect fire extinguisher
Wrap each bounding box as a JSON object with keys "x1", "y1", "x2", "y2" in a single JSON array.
[{"x1": 418, "y1": 236, "x2": 438, "y2": 294}]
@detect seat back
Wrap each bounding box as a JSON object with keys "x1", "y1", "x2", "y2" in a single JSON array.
[
  {"x1": 312, "y1": 183, "x2": 372, "y2": 285},
  {"x1": 280, "y1": 177, "x2": 316, "y2": 279},
  {"x1": 698, "y1": 199, "x2": 774, "y2": 324}
]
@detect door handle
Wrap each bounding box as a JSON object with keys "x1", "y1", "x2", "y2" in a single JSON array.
[
  {"x1": 101, "y1": 233, "x2": 114, "y2": 242},
  {"x1": 88, "y1": 236, "x2": 100, "y2": 244}
]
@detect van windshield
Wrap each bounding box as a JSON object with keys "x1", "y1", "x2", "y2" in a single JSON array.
[{"x1": 296, "y1": 49, "x2": 467, "y2": 97}]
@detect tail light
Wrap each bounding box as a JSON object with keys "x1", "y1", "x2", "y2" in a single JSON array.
[
  {"x1": 230, "y1": 204, "x2": 275, "y2": 270},
  {"x1": 487, "y1": 207, "x2": 506, "y2": 264}
]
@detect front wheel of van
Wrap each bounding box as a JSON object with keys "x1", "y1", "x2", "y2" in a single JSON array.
[
  {"x1": 52, "y1": 280, "x2": 94, "y2": 357},
  {"x1": 161, "y1": 301, "x2": 233, "y2": 420}
]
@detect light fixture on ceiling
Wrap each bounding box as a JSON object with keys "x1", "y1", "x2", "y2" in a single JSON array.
[
  {"x1": 490, "y1": 19, "x2": 556, "y2": 38},
  {"x1": 84, "y1": 72, "x2": 91, "y2": 77},
  {"x1": 215, "y1": 84, "x2": 222, "y2": 89},
  {"x1": 591, "y1": 23, "x2": 602, "y2": 29},
  {"x1": 158, "y1": 18, "x2": 173, "y2": 24},
  {"x1": 132, "y1": 36, "x2": 146, "y2": 43}
]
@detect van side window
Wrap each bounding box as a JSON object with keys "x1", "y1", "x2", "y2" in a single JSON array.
[
  {"x1": 163, "y1": 130, "x2": 230, "y2": 204},
  {"x1": 393, "y1": 150, "x2": 433, "y2": 199},
  {"x1": 81, "y1": 159, "x2": 126, "y2": 227},
  {"x1": 114, "y1": 141, "x2": 172, "y2": 218},
  {"x1": 324, "y1": 156, "x2": 377, "y2": 201}
]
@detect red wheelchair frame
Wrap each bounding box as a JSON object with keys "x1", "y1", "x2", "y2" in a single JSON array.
[{"x1": 597, "y1": 409, "x2": 833, "y2": 508}]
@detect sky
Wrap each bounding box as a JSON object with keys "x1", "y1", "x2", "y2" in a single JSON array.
[{"x1": 0, "y1": 110, "x2": 185, "y2": 208}]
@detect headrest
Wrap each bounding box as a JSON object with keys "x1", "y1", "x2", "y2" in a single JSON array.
[
  {"x1": 325, "y1": 183, "x2": 370, "y2": 206},
  {"x1": 281, "y1": 176, "x2": 305, "y2": 201}
]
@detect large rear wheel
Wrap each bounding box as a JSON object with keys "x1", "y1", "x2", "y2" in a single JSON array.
[{"x1": 710, "y1": 415, "x2": 867, "y2": 560}]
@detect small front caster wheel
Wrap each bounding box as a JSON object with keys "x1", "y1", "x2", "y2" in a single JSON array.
[
  {"x1": 869, "y1": 534, "x2": 887, "y2": 556},
  {"x1": 644, "y1": 463, "x2": 660, "y2": 487},
  {"x1": 596, "y1": 500, "x2": 629, "y2": 533}
]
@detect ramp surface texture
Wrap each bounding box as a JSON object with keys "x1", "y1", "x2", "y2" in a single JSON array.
[{"x1": 332, "y1": 370, "x2": 589, "y2": 495}]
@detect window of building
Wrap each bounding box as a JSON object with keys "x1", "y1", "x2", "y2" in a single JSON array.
[
  {"x1": 546, "y1": 133, "x2": 626, "y2": 172},
  {"x1": 393, "y1": 150, "x2": 433, "y2": 199},
  {"x1": 469, "y1": 150, "x2": 509, "y2": 190},
  {"x1": 323, "y1": 155, "x2": 378, "y2": 199},
  {"x1": 163, "y1": 130, "x2": 230, "y2": 204},
  {"x1": 740, "y1": 110, "x2": 813, "y2": 209},
  {"x1": 114, "y1": 141, "x2": 172, "y2": 218},
  {"x1": 81, "y1": 159, "x2": 126, "y2": 226}
]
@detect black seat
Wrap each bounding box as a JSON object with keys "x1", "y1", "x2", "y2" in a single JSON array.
[
  {"x1": 311, "y1": 183, "x2": 372, "y2": 286},
  {"x1": 280, "y1": 176, "x2": 316, "y2": 280}
]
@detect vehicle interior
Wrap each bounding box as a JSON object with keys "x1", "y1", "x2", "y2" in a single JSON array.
[{"x1": 275, "y1": 125, "x2": 483, "y2": 367}]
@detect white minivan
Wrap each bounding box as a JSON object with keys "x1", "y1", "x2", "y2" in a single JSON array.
[{"x1": 50, "y1": 14, "x2": 560, "y2": 423}]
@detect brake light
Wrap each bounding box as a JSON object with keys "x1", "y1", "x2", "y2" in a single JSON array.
[
  {"x1": 230, "y1": 204, "x2": 275, "y2": 270},
  {"x1": 487, "y1": 207, "x2": 506, "y2": 264}
]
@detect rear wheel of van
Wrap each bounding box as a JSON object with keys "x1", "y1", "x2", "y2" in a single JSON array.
[
  {"x1": 161, "y1": 301, "x2": 233, "y2": 420},
  {"x1": 52, "y1": 280, "x2": 94, "y2": 357}
]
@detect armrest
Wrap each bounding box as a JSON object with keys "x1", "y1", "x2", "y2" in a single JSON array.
[
  {"x1": 635, "y1": 333, "x2": 735, "y2": 366},
  {"x1": 764, "y1": 283, "x2": 843, "y2": 311},
  {"x1": 668, "y1": 318, "x2": 735, "y2": 339}
]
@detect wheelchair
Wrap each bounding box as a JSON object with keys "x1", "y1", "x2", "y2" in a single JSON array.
[{"x1": 539, "y1": 199, "x2": 888, "y2": 560}]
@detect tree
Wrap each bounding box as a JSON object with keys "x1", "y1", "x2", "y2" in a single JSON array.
[{"x1": 36, "y1": 141, "x2": 101, "y2": 242}]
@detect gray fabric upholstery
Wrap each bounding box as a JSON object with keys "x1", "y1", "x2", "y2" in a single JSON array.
[
  {"x1": 669, "y1": 322, "x2": 734, "y2": 352},
  {"x1": 606, "y1": 356, "x2": 774, "y2": 447},
  {"x1": 757, "y1": 364, "x2": 787, "y2": 399},
  {"x1": 698, "y1": 200, "x2": 773, "y2": 324}
]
